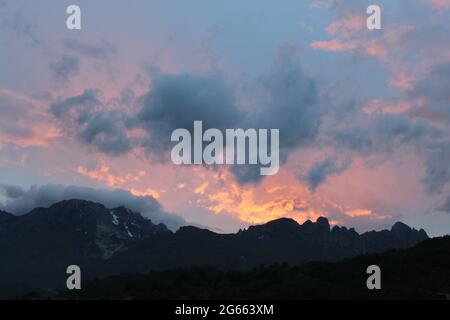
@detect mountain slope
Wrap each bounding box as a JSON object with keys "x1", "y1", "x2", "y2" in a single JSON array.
[
  {"x1": 0, "y1": 199, "x2": 428, "y2": 298},
  {"x1": 57, "y1": 236, "x2": 450, "y2": 300},
  {"x1": 103, "y1": 214, "x2": 427, "y2": 275},
  {"x1": 0, "y1": 199, "x2": 168, "y2": 291}
]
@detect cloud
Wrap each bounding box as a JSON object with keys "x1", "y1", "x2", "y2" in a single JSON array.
[
  {"x1": 0, "y1": 1, "x2": 42, "y2": 46},
  {"x1": 437, "y1": 195, "x2": 450, "y2": 213},
  {"x1": 229, "y1": 44, "x2": 322, "y2": 183},
  {"x1": 50, "y1": 46, "x2": 323, "y2": 184},
  {"x1": 331, "y1": 113, "x2": 433, "y2": 156},
  {"x1": 422, "y1": 141, "x2": 450, "y2": 195},
  {"x1": 305, "y1": 157, "x2": 352, "y2": 192},
  {"x1": 51, "y1": 89, "x2": 133, "y2": 155},
  {"x1": 409, "y1": 63, "x2": 450, "y2": 124},
  {"x1": 76, "y1": 161, "x2": 145, "y2": 188},
  {"x1": 254, "y1": 44, "x2": 322, "y2": 150},
  {"x1": 49, "y1": 55, "x2": 79, "y2": 82},
  {"x1": 63, "y1": 39, "x2": 116, "y2": 60},
  {"x1": 311, "y1": 39, "x2": 357, "y2": 52},
  {"x1": 0, "y1": 184, "x2": 185, "y2": 230},
  {"x1": 76, "y1": 110, "x2": 133, "y2": 155},
  {"x1": 137, "y1": 71, "x2": 244, "y2": 153},
  {"x1": 0, "y1": 86, "x2": 59, "y2": 147},
  {"x1": 51, "y1": 89, "x2": 101, "y2": 120}
]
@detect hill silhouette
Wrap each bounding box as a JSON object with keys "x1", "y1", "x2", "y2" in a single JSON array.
[
  {"x1": 0, "y1": 199, "x2": 430, "y2": 299},
  {"x1": 57, "y1": 236, "x2": 450, "y2": 300}
]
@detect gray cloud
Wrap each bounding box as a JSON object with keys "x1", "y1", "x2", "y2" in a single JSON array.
[
  {"x1": 229, "y1": 45, "x2": 321, "y2": 183},
  {"x1": 47, "y1": 45, "x2": 322, "y2": 183},
  {"x1": 409, "y1": 63, "x2": 450, "y2": 124},
  {"x1": 254, "y1": 44, "x2": 321, "y2": 150},
  {"x1": 51, "y1": 90, "x2": 134, "y2": 155},
  {"x1": 49, "y1": 46, "x2": 324, "y2": 184},
  {"x1": 305, "y1": 157, "x2": 352, "y2": 192},
  {"x1": 137, "y1": 71, "x2": 244, "y2": 153},
  {"x1": 51, "y1": 89, "x2": 101, "y2": 120},
  {"x1": 76, "y1": 110, "x2": 132, "y2": 155},
  {"x1": 332, "y1": 113, "x2": 432, "y2": 156},
  {"x1": 422, "y1": 141, "x2": 450, "y2": 195},
  {"x1": 49, "y1": 55, "x2": 79, "y2": 82},
  {"x1": 0, "y1": 184, "x2": 185, "y2": 230}
]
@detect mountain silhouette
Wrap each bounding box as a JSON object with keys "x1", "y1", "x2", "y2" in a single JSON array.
[
  {"x1": 0, "y1": 199, "x2": 428, "y2": 298},
  {"x1": 57, "y1": 236, "x2": 450, "y2": 300}
]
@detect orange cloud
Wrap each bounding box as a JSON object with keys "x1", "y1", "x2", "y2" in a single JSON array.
[
  {"x1": 197, "y1": 170, "x2": 325, "y2": 225},
  {"x1": 77, "y1": 161, "x2": 145, "y2": 188},
  {"x1": 194, "y1": 182, "x2": 209, "y2": 195},
  {"x1": 130, "y1": 188, "x2": 161, "y2": 199},
  {"x1": 345, "y1": 209, "x2": 391, "y2": 220}
]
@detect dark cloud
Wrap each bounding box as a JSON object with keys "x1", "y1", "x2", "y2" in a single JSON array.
[
  {"x1": 305, "y1": 157, "x2": 352, "y2": 192},
  {"x1": 422, "y1": 141, "x2": 450, "y2": 195},
  {"x1": 403, "y1": 63, "x2": 450, "y2": 198},
  {"x1": 137, "y1": 71, "x2": 244, "y2": 153},
  {"x1": 49, "y1": 46, "x2": 324, "y2": 184},
  {"x1": 409, "y1": 63, "x2": 450, "y2": 124},
  {"x1": 332, "y1": 113, "x2": 433, "y2": 156},
  {"x1": 0, "y1": 184, "x2": 185, "y2": 230},
  {"x1": 230, "y1": 44, "x2": 322, "y2": 183},
  {"x1": 229, "y1": 165, "x2": 264, "y2": 185},
  {"x1": 51, "y1": 90, "x2": 133, "y2": 155},
  {"x1": 254, "y1": 44, "x2": 321, "y2": 150},
  {"x1": 49, "y1": 55, "x2": 79, "y2": 82},
  {"x1": 51, "y1": 89, "x2": 101, "y2": 120},
  {"x1": 76, "y1": 110, "x2": 133, "y2": 155}
]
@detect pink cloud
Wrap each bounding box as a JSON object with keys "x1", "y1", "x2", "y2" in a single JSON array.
[
  {"x1": 325, "y1": 14, "x2": 365, "y2": 37},
  {"x1": 311, "y1": 39, "x2": 357, "y2": 52}
]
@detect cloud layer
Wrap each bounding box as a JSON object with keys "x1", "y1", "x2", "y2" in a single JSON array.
[{"x1": 0, "y1": 184, "x2": 185, "y2": 230}]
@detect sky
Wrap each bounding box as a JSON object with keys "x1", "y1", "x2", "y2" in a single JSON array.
[{"x1": 0, "y1": 0, "x2": 450, "y2": 235}]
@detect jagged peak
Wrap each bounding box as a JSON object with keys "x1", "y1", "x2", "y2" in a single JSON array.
[
  {"x1": 264, "y1": 217, "x2": 299, "y2": 227},
  {"x1": 316, "y1": 216, "x2": 330, "y2": 228},
  {"x1": 391, "y1": 221, "x2": 412, "y2": 232},
  {"x1": 177, "y1": 225, "x2": 215, "y2": 235},
  {"x1": 299, "y1": 216, "x2": 331, "y2": 233}
]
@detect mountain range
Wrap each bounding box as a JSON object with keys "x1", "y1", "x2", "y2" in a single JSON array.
[
  {"x1": 0, "y1": 199, "x2": 429, "y2": 298},
  {"x1": 58, "y1": 236, "x2": 450, "y2": 300}
]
